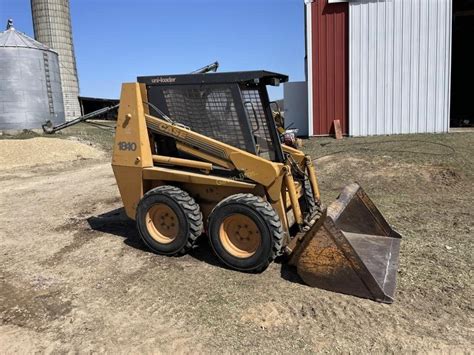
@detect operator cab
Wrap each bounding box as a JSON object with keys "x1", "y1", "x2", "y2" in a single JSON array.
[{"x1": 137, "y1": 71, "x2": 288, "y2": 163}]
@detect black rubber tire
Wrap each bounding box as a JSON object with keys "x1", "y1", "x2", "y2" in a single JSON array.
[
  {"x1": 136, "y1": 185, "x2": 203, "y2": 256},
  {"x1": 208, "y1": 193, "x2": 284, "y2": 272},
  {"x1": 302, "y1": 177, "x2": 318, "y2": 214}
]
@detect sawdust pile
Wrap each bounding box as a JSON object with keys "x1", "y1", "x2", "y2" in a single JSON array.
[{"x1": 0, "y1": 137, "x2": 104, "y2": 170}]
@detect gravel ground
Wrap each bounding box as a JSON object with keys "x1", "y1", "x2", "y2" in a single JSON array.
[
  {"x1": 0, "y1": 129, "x2": 473, "y2": 353},
  {"x1": 0, "y1": 137, "x2": 104, "y2": 170}
]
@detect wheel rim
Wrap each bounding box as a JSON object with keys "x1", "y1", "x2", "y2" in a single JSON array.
[
  {"x1": 219, "y1": 214, "x2": 261, "y2": 258},
  {"x1": 146, "y1": 203, "x2": 179, "y2": 244}
]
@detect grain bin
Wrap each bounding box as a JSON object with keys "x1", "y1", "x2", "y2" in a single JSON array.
[
  {"x1": 31, "y1": 0, "x2": 81, "y2": 121},
  {"x1": 0, "y1": 19, "x2": 65, "y2": 131}
]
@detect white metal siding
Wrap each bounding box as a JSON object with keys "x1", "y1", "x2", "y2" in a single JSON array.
[{"x1": 349, "y1": 0, "x2": 452, "y2": 136}]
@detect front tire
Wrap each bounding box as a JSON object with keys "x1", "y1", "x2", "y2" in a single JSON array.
[
  {"x1": 302, "y1": 177, "x2": 318, "y2": 214},
  {"x1": 208, "y1": 193, "x2": 284, "y2": 272},
  {"x1": 136, "y1": 185, "x2": 203, "y2": 256}
]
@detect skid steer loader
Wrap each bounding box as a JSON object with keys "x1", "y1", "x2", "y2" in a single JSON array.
[{"x1": 112, "y1": 71, "x2": 401, "y2": 303}]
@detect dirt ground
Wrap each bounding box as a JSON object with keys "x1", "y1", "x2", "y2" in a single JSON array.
[{"x1": 0, "y1": 127, "x2": 472, "y2": 353}]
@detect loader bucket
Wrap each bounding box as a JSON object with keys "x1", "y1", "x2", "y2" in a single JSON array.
[{"x1": 290, "y1": 183, "x2": 401, "y2": 303}]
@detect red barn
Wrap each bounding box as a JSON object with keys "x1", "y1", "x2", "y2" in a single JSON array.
[
  {"x1": 303, "y1": 0, "x2": 469, "y2": 137},
  {"x1": 305, "y1": 0, "x2": 348, "y2": 136}
]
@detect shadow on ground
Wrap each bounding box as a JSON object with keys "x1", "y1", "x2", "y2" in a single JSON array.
[
  {"x1": 87, "y1": 208, "x2": 227, "y2": 269},
  {"x1": 279, "y1": 263, "x2": 305, "y2": 285},
  {"x1": 86, "y1": 208, "x2": 304, "y2": 281},
  {"x1": 87, "y1": 208, "x2": 146, "y2": 252}
]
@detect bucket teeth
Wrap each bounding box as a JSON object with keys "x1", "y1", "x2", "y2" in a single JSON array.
[{"x1": 289, "y1": 183, "x2": 402, "y2": 303}]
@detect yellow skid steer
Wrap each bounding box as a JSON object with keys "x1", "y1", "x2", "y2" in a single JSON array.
[{"x1": 112, "y1": 71, "x2": 401, "y2": 303}]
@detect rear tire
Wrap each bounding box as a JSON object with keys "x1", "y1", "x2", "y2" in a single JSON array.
[
  {"x1": 208, "y1": 193, "x2": 284, "y2": 272},
  {"x1": 136, "y1": 185, "x2": 203, "y2": 256}
]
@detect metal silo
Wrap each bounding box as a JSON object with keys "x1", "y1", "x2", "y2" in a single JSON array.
[
  {"x1": 0, "y1": 20, "x2": 65, "y2": 131},
  {"x1": 31, "y1": 0, "x2": 81, "y2": 121}
]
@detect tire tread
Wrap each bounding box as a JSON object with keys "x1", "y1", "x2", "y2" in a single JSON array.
[
  {"x1": 210, "y1": 193, "x2": 284, "y2": 272},
  {"x1": 140, "y1": 185, "x2": 203, "y2": 255}
]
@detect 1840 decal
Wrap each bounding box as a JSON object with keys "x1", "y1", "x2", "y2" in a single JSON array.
[{"x1": 118, "y1": 141, "x2": 137, "y2": 151}]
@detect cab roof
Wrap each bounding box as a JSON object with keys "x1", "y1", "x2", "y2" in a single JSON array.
[{"x1": 137, "y1": 70, "x2": 289, "y2": 87}]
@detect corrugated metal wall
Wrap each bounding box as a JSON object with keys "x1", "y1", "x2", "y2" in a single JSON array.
[
  {"x1": 310, "y1": 0, "x2": 348, "y2": 135},
  {"x1": 349, "y1": 0, "x2": 452, "y2": 136}
]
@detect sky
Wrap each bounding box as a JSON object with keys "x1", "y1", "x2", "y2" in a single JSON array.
[{"x1": 0, "y1": 0, "x2": 306, "y2": 100}]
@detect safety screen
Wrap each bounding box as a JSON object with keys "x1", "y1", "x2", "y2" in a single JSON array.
[
  {"x1": 241, "y1": 89, "x2": 276, "y2": 161},
  {"x1": 157, "y1": 85, "x2": 255, "y2": 153}
]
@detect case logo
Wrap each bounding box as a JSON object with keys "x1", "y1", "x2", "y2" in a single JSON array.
[{"x1": 158, "y1": 123, "x2": 188, "y2": 139}]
